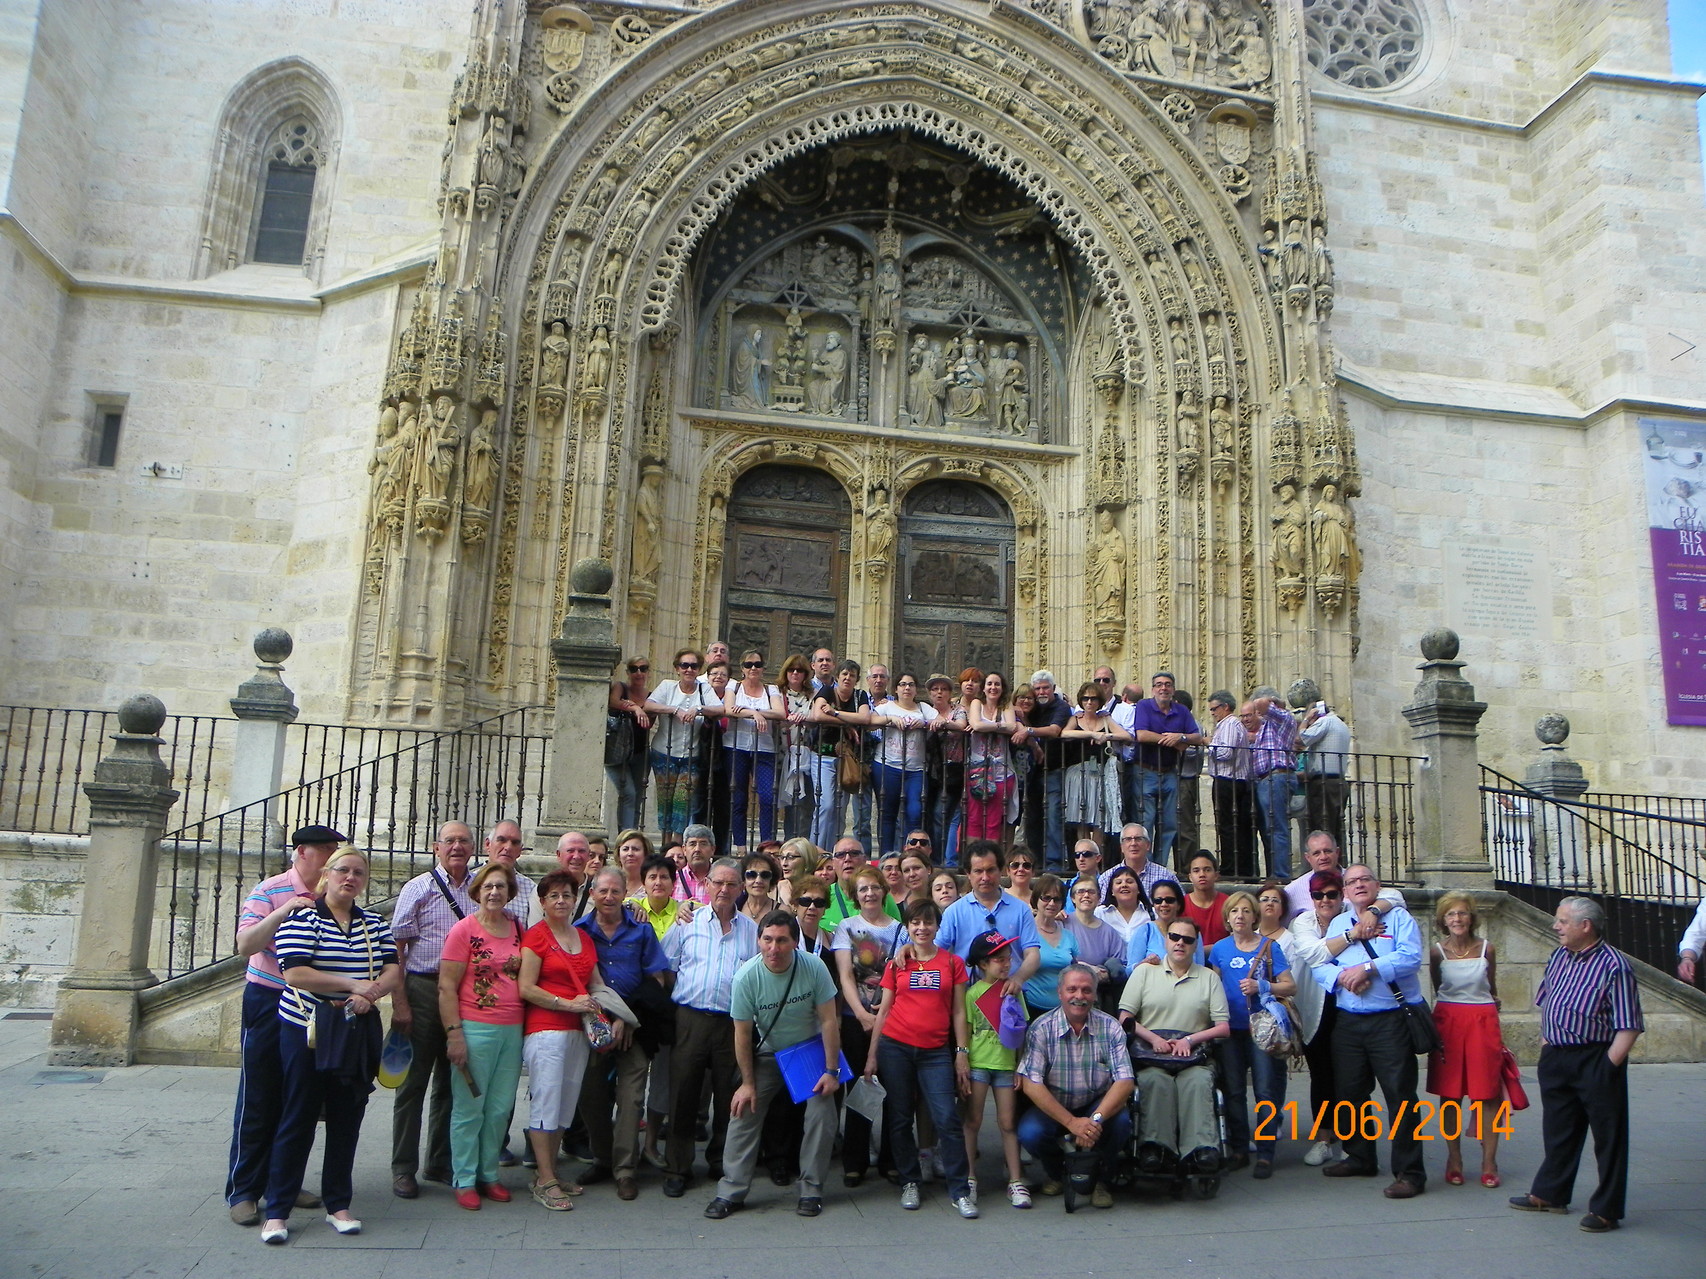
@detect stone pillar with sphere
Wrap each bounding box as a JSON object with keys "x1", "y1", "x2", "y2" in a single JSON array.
[
  {"x1": 536, "y1": 558, "x2": 621, "y2": 845},
  {"x1": 227, "y1": 627, "x2": 299, "y2": 852},
  {"x1": 1401, "y1": 628, "x2": 1493, "y2": 889}
]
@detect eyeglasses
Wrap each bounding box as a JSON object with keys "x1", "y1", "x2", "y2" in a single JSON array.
[
  {"x1": 678, "y1": 661, "x2": 700, "y2": 670},
  {"x1": 629, "y1": 664, "x2": 649, "y2": 673},
  {"x1": 1311, "y1": 890, "x2": 1342, "y2": 901},
  {"x1": 708, "y1": 877, "x2": 741, "y2": 891},
  {"x1": 1037, "y1": 896, "x2": 1063, "y2": 905},
  {"x1": 743, "y1": 660, "x2": 763, "y2": 668},
  {"x1": 832, "y1": 850, "x2": 861, "y2": 860},
  {"x1": 794, "y1": 896, "x2": 828, "y2": 909},
  {"x1": 1166, "y1": 932, "x2": 1195, "y2": 945},
  {"x1": 744, "y1": 869, "x2": 773, "y2": 880}
]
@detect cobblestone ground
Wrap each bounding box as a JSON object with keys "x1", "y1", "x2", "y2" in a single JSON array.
[{"x1": 0, "y1": 1014, "x2": 1698, "y2": 1279}]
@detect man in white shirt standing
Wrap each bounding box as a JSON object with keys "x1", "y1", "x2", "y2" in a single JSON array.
[{"x1": 1298, "y1": 699, "x2": 1351, "y2": 851}]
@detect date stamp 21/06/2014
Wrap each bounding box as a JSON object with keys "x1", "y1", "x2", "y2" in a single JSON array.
[{"x1": 1254, "y1": 1099, "x2": 1517, "y2": 1143}]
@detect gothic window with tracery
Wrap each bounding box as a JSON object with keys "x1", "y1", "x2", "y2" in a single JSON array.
[
  {"x1": 253, "y1": 119, "x2": 322, "y2": 265},
  {"x1": 1303, "y1": 0, "x2": 1424, "y2": 90}
]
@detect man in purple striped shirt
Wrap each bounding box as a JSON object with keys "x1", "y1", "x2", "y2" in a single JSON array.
[
  {"x1": 1510, "y1": 896, "x2": 1643, "y2": 1233},
  {"x1": 1239, "y1": 694, "x2": 1298, "y2": 879}
]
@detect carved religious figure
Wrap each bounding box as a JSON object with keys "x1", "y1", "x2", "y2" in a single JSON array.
[
  {"x1": 368, "y1": 405, "x2": 408, "y2": 528},
  {"x1": 1283, "y1": 219, "x2": 1309, "y2": 297},
  {"x1": 856, "y1": 264, "x2": 874, "y2": 325},
  {"x1": 415, "y1": 395, "x2": 461, "y2": 506},
  {"x1": 994, "y1": 341, "x2": 1030, "y2": 434},
  {"x1": 874, "y1": 258, "x2": 902, "y2": 330},
  {"x1": 1271, "y1": 482, "x2": 1306, "y2": 579},
  {"x1": 1171, "y1": 0, "x2": 1217, "y2": 80},
  {"x1": 463, "y1": 409, "x2": 498, "y2": 512},
  {"x1": 730, "y1": 325, "x2": 771, "y2": 408},
  {"x1": 908, "y1": 337, "x2": 946, "y2": 427},
  {"x1": 1310, "y1": 483, "x2": 1359, "y2": 580},
  {"x1": 540, "y1": 321, "x2": 571, "y2": 390},
  {"x1": 1089, "y1": 509, "x2": 1126, "y2": 640},
  {"x1": 631, "y1": 463, "x2": 664, "y2": 589},
  {"x1": 476, "y1": 114, "x2": 520, "y2": 195},
  {"x1": 807, "y1": 331, "x2": 847, "y2": 414},
  {"x1": 583, "y1": 325, "x2": 612, "y2": 396},
  {"x1": 1129, "y1": 0, "x2": 1175, "y2": 77},
  {"x1": 598, "y1": 252, "x2": 625, "y2": 297},
  {"x1": 865, "y1": 488, "x2": 897, "y2": 575},
  {"x1": 1224, "y1": 17, "x2": 1271, "y2": 88},
  {"x1": 945, "y1": 340, "x2": 989, "y2": 421}
]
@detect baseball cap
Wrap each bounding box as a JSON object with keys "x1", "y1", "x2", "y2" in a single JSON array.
[{"x1": 967, "y1": 931, "x2": 1014, "y2": 967}]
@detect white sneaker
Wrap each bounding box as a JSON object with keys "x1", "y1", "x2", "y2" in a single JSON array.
[
  {"x1": 953, "y1": 1195, "x2": 979, "y2": 1219},
  {"x1": 1303, "y1": 1140, "x2": 1334, "y2": 1167},
  {"x1": 900, "y1": 1182, "x2": 921, "y2": 1210},
  {"x1": 1007, "y1": 1181, "x2": 1032, "y2": 1209},
  {"x1": 966, "y1": 1176, "x2": 978, "y2": 1207}
]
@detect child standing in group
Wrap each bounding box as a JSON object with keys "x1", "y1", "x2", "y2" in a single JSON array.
[{"x1": 962, "y1": 931, "x2": 1030, "y2": 1208}]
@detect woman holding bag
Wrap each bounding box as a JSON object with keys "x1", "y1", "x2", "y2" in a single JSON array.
[
  {"x1": 1208, "y1": 891, "x2": 1294, "y2": 1177},
  {"x1": 263, "y1": 849, "x2": 399, "y2": 1244},
  {"x1": 518, "y1": 869, "x2": 618, "y2": 1211},
  {"x1": 1427, "y1": 892, "x2": 1505, "y2": 1188}
]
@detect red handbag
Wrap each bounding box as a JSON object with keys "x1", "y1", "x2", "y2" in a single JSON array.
[{"x1": 1499, "y1": 1047, "x2": 1530, "y2": 1111}]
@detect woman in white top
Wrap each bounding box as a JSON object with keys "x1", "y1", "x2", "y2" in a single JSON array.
[
  {"x1": 722, "y1": 650, "x2": 784, "y2": 853},
  {"x1": 964, "y1": 671, "x2": 1021, "y2": 849},
  {"x1": 1094, "y1": 865, "x2": 1152, "y2": 945},
  {"x1": 774, "y1": 655, "x2": 818, "y2": 841},
  {"x1": 1287, "y1": 868, "x2": 1353, "y2": 1167},
  {"x1": 871, "y1": 673, "x2": 937, "y2": 856},
  {"x1": 643, "y1": 649, "x2": 717, "y2": 845},
  {"x1": 1426, "y1": 892, "x2": 1504, "y2": 1188}
]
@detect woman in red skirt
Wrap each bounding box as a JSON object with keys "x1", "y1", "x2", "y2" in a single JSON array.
[{"x1": 1427, "y1": 892, "x2": 1505, "y2": 1188}]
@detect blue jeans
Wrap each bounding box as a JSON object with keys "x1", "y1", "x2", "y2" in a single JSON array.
[
  {"x1": 728, "y1": 749, "x2": 776, "y2": 847},
  {"x1": 875, "y1": 1038, "x2": 971, "y2": 1197},
  {"x1": 1024, "y1": 767, "x2": 1066, "y2": 869},
  {"x1": 875, "y1": 763, "x2": 925, "y2": 856},
  {"x1": 1217, "y1": 1028, "x2": 1287, "y2": 1154},
  {"x1": 1131, "y1": 767, "x2": 1179, "y2": 867},
  {"x1": 606, "y1": 751, "x2": 648, "y2": 831},
  {"x1": 1253, "y1": 771, "x2": 1294, "y2": 879},
  {"x1": 1017, "y1": 1099, "x2": 1133, "y2": 1182}
]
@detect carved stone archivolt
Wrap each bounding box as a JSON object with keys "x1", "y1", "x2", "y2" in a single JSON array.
[{"x1": 351, "y1": 0, "x2": 1359, "y2": 724}]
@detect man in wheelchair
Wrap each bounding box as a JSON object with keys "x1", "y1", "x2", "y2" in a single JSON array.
[
  {"x1": 1015, "y1": 965, "x2": 1136, "y2": 1209},
  {"x1": 1118, "y1": 916, "x2": 1230, "y2": 1177}
]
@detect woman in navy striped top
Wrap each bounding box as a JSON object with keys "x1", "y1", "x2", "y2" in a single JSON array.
[{"x1": 262, "y1": 849, "x2": 399, "y2": 1245}]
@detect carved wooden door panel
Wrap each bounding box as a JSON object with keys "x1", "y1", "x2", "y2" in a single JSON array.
[
  {"x1": 896, "y1": 481, "x2": 1013, "y2": 679},
  {"x1": 722, "y1": 465, "x2": 849, "y2": 662}
]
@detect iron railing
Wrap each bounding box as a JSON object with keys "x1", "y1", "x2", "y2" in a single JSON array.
[
  {"x1": 1482, "y1": 766, "x2": 1706, "y2": 972},
  {"x1": 0, "y1": 705, "x2": 227, "y2": 836},
  {"x1": 155, "y1": 706, "x2": 548, "y2": 978}
]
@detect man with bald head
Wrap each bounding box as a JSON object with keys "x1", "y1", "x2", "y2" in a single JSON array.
[{"x1": 391, "y1": 820, "x2": 528, "y2": 1198}]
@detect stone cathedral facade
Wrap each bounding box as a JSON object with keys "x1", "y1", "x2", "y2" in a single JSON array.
[{"x1": 3, "y1": 0, "x2": 1703, "y2": 789}]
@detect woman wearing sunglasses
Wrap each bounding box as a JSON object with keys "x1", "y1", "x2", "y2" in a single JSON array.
[
  {"x1": 1285, "y1": 869, "x2": 1352, "y2": 1167},
  {"x1": 606, "y1": 656, "x2": 653, "y2": 831},
  {"x1": 643, "y1": 649, "x2": 717, "y2": 845},
  {"x1": 723, "y1": 651, "x2": 785, "y2": 853},
  {"x1": 1124, "y1": 881, "x2": 1204, "y2": 968},
  {"x1": 738, "y1": 851, "x2": 783, "y2": 925}
]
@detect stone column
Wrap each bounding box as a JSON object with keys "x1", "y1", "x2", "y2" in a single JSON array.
[
  {"x1": 1400, "y1": 628, "x2": 1492, "y2": 889},
  {"x1": 227, "y1": 627, "x2": 299, "y2": 849},
  {"x1": 49, "y1": 695, "x2": 180, "y2": 1067},
  {"x1": 536, "y1": 558, "x2": 620, "y2": 845},
  {"x1": 1521, "y1": 713, "x2": 1591, "y2": 887}
]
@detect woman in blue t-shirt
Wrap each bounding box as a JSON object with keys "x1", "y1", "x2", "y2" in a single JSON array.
[
  {"x1": 1021, "y1": 874, "x2": 1079, "y2": 1014},
  {"x1": 1209, "y1": 891, "x2": 1296, "y2": 1177}
]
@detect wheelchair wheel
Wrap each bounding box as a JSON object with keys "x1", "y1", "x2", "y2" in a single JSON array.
[{"x1": 1187, "y1": 1174, "x2": 1220, "y2": 1200}]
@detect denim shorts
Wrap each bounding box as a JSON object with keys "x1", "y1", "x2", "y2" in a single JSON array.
[{"x1": 969, "y1": 1067, "x2": 1015, "y2": 1088}]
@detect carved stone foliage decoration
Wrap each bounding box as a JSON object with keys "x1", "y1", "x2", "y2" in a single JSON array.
[{"x1": 1302, "y1": 0, "x2": 1424, "y2": 91}]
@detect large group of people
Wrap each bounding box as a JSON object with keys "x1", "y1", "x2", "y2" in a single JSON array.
[
  {"x1": 223, "y1": 797, "x2": 1648, "y2": 1242},
  {"x1": 607, "y1": 643, "x2": 1357, "y2": 881}
]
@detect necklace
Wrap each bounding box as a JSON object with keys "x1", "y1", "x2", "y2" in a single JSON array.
[{"x1": 1442, "y1": 937, "x2": 1477, "y2": 960}]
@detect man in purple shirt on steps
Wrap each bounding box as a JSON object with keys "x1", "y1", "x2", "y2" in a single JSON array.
[{"x1": 1123, "y1": 672, "x2": 1205, "y2": 868}]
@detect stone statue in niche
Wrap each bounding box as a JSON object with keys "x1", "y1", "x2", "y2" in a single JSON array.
[
  {"x1": 1089, "y1": 509, "x2": 1126, "y2": 650},
  {"x1": 1283, "y1": 219, "x2": 1310, "y2": 303},
  {"x1": 416, "y1": 395, "x2": 460, "y2": 506},
  {"x1": 597, "y1": 252, "x2": 625, "y2": 298},
  {"x1": 908, "y1": 336, "x2": 947, "y2": 428},
  {"x1": 1311, "y1": 483, "x2": 1359, "y2": 582},
  {"x1": 994, "y1": 342, "x2": 1030, "y2": 434},
  {"x1": 540, "y1": 321, "x2": 571, "y2": 390},
  {"x1": 368, "y1": 405, "x2": 408, "y2": 531},
  {"x1": 855, "y1": 265, "x2": 874, "y2": 325},
  {"x1": 631, "y1": 463, "x2": 664, "y2": 590},
  {"x1": 874, "y1": 257, "x2": 902, "y2": 331},
  {"x1": 1271, "y1": 482, "x2": 1306, "y2": 580},
  {"x1": 944, "y1": 337, "x2": 989, "y2": 422},
  {"x1": 463, "y1": 409, "x2": 497, "y2": 512},
  {"x1": 1176, "y1": 388, "x2": 1202, "y2": 477},
  {"x1": 864, "y1": 488, "x2": 897, "y2": 580},
  {"x1": 807, "y1": 331, "x2": 848, "y2": 415},
  {"x1": 582, "y1": 325, "x2": 612, "y2": 396},
  {"x1": 1171, "y1": 0, "x2": 1218, "y2": 81},
  {"x1": 729, "y1": 325, "x2": 771, "y2": 409}
]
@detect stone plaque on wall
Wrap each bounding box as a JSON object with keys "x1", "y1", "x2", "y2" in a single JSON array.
[{"x1": 1444, "y1": 538, "x2": 1552, "y2": 641}]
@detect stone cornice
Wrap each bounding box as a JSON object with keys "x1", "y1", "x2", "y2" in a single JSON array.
[{"x1": 1336, "y1": 363, "x2": 1706, "y2": 430}]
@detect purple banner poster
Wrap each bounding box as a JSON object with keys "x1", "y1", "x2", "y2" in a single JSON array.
[{"x1": 1642, "y1": 417, "x2": 1706, "y2": 725}]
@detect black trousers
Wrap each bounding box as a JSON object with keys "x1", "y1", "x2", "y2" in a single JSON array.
[
  {"x1": 1332, "y1": 1007, "x2": 1425, "y2": 1184},
  {"x1": 666, "y1": 1006, "x2": 738, "y2": 1179},
  {"x1": 1531, "y1": 1043, "x2": 1629, "y2": 1221},
  {"x1": 1174, "y1": 773, "x2": 1201, "y2": 862},
  {"x1": 1303, "y1": 994, "x2": 1339, "y2": 1119},
  {"x1": 1212, "y1": 777, "x2": 1258, "y2": 879},
  {"x1": 1303, "y1": 773, "x2": 1348, "y2": 849}
]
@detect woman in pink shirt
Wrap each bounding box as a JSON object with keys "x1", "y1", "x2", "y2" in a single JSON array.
[{"x1": 438, "y1": 862, "x2": 527, "y2": 1210}]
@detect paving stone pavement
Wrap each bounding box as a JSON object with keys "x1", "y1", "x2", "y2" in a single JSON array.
[{"x1": 0, "y1": 1013, "x2": 1699, "y2": 1279}]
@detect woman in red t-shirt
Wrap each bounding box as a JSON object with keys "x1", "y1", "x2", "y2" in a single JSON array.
[
  {"x1": 438, "y1": 862, "x2": 526, "y2": 1210},
  {"x1": 517, "y1": 869, "x2": 612, "y2": 1211},
  {"x1": 863, "y1": 897, "x2": 978, "y2": 1218}
]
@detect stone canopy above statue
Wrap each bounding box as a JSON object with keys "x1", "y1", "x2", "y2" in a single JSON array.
[{"x1": 693, "y1": 131, "x2": 1081, "y2": 445}]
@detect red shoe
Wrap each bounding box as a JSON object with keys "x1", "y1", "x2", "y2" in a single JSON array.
[
  {"x1": 479, "y1": 1182, "x2": 511, "y2": 1203},
  {"x1": 455, "y1": 1187, "x2": 482, "y2": 1211}
]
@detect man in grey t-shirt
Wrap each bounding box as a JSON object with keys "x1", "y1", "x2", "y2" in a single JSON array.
[{"x1": 704, "y1": 910, "x2": 842, "y2": 1220}]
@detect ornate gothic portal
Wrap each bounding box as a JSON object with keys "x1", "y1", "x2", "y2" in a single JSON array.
[{"x1": 352, "y1": 0, "x2": 1361, "y2": 727}]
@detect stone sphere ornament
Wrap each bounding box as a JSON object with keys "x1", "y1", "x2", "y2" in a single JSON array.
[
  {"x1": 253, "y1": 627, "x2": 294, "y2": 665},
  {"x1": 571, "y1": 557, "x2": 614, "y2": 596},
  {"x1": 118, "y1": 693, "x2": 168, "y2": 736},
  {"x1": 1535, "y1": 713, "x2": 1570, "y2": 746},
  {"x1": 1418, "y1": 628, "x2": 1459, "y2": 662}
]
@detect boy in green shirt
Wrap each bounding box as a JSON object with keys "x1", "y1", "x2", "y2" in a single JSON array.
[{"x1": 963, "y1": 931, "x2": 1030, "y2": 1208}]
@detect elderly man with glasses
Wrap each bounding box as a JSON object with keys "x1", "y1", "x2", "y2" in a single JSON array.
[{"x1": 820, "y1": 838, "x2": 899, "y2": 929}]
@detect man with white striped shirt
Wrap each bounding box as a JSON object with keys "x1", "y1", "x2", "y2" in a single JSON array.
[
  {"x1": 661, "y1": 856, "x2": 758, "y2": 1198},
  {"x1": 223, "y1": 824, "x2": 344, "y2": 1228}
]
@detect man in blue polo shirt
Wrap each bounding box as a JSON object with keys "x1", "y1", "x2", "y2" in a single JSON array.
[
  {"x1": 1123, "y1": 672, "x2": 1205, "y2": 868},
  {"x1": 936, "y1": 839, "x2": 1040, "y2": 994}
]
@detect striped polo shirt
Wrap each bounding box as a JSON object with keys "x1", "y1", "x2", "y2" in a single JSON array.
[
  {"x1": 237, "y1": 864, "x2": 315, "y2": 989},
  {"x1": 274, "y1": 900, "x2": 398, "y2": 1028},
  {"x1": 1537, "y1": 939, "x2": 1644, "y2": 1046}
]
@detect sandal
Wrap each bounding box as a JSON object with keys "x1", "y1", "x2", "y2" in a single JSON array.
[
  {"x1": 530, "y1": 1180, "x2": 575, "y2": 1212},
  {"x1": 558, "y1": 1180, "x2": 585, "y2": 1196}
]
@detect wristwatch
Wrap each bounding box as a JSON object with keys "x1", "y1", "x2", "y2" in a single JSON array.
[{"x1": 1091, "y1": 1111, "x2": 1104, "y2": 1125}]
